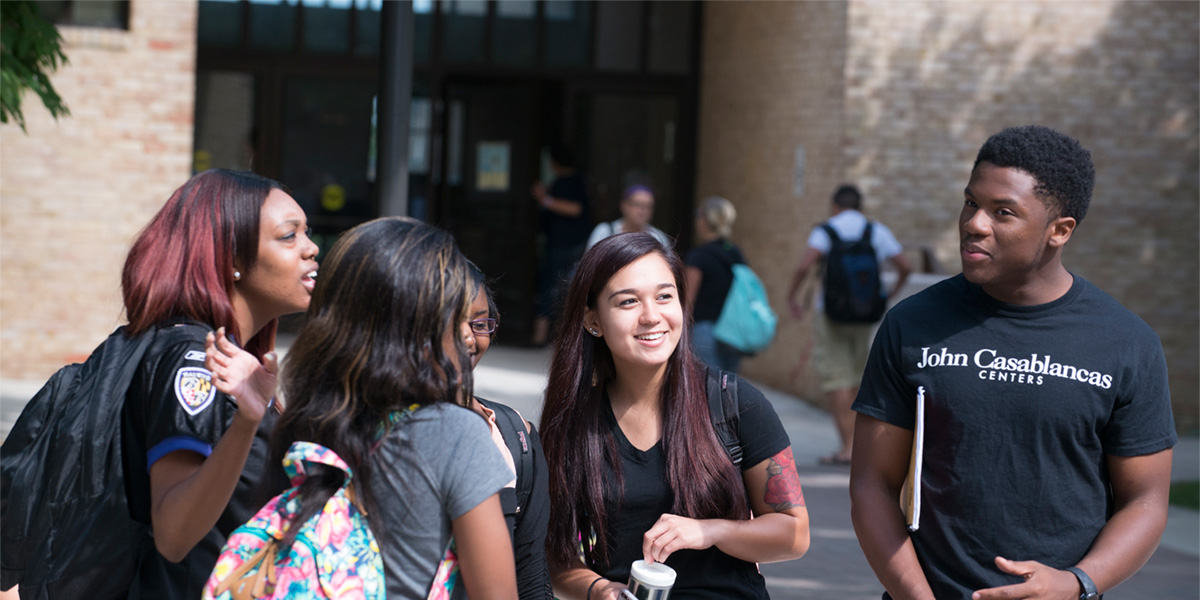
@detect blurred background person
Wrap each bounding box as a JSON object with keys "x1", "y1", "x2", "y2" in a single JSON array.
[
  {"x1": 685, "y1": 196, "x2": 747, "y2": 373},
  {"x1": 586, "y1": 185, "x2": 671, "y2": 250},
  {"x1": 786, "y1": 184, "x2": 911, "y2": 465},
  {"x1": 530, "y1": 142, "x2": 592, "y2": 347}
]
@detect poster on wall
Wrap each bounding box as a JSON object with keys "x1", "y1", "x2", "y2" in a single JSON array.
[{"x1": 477, "y1": 142, "x2": 511, "y2": 192}]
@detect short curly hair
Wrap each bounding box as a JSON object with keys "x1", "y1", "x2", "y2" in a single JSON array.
[{"x1": 973, "y1": 125, "x2": 1095, "y2": 224}]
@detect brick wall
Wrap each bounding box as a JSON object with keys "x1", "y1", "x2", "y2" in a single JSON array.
[
  {"x1": 0, "y1": 0, "x2": 197, "y2": 378},
  {"x1": 696, "y1": 0, "x2": 851, "y2": 402},
  {"x1": 698, "y1": 0, "x2": 1199, "y2": 431}
]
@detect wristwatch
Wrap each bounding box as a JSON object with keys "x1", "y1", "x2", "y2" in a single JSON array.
[{"x1": 1066, "y1": 566, "x2": 1100, "y2": 600}]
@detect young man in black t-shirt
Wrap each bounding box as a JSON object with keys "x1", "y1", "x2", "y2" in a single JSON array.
[{"x1": 850, "y1": 126, "x2": 1175, "y2": 600}]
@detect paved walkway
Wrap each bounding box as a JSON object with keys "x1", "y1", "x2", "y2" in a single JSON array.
[{"x1": 2, "y1": 343, "x2": 1196, "y2": 598}]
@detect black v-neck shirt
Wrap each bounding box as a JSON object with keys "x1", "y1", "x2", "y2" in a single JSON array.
[{"x1": 596, "y1": 380, "x2": 789, "y2": 598}]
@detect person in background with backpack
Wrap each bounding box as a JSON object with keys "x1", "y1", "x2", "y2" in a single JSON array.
[
  {"x1": 540, "y1": 232, "x2": 809, "y2": 600},
  {"x1": 786, "y1": 184, "x2": 912, "y2": 466},
  {"x1": 684, "y1": 196, "x2": 748, "y2": 373},
  {"x1": 463, "y1": 264, "x2": 554, "y2": 599},
  {"x1": 212, "y1": 217, "x2": 518, "y2": 599},
  {"x1": 585, "y1": 185, "x2": 672, "y2": 251}
]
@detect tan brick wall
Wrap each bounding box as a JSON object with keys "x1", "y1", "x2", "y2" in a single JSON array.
[
  {"x1": 698, "y1": 0, "x2": 1199, "y2": 431},
  {"x1": 696, "y1": 0, "x2": 851, "y2": 404},
  {"x1": 1, "y1": 0, "x2": 197, "y2": 378}
]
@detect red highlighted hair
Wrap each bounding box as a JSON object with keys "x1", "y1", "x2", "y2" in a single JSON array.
[{"x1": 122, "y1": 169, "x2": 283, "y2": 359}]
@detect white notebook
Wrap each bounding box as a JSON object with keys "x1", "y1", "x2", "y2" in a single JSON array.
[{"x1": 902, "y1": 385, "x2": 925, "y2": 531}]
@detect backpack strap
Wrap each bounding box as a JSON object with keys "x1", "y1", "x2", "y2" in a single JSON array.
[
  {"x1": 861, "y1": 220, "x2": 874, "y2": 243},
  {"x1": 705, "y1": 367, "x2": 742, "y2": 467},
  {"x1": 820, "y1": 222, "x2": 841, "y2": 245},
  {"x1": 483, "y1": 400, "x2": 535, "y2": 518}
]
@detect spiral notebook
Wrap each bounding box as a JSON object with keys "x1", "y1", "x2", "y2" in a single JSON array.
[{"x1": 901, "y1": 385, "x2": 925, "y2": 531}]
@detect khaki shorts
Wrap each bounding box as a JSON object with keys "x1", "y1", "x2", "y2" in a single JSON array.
[{"x1": 813, "y1": 314, "x2": 874, "y2": 392}]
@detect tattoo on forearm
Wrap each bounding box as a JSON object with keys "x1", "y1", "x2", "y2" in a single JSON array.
[{"x1": 763, "y1": 447, "x2": 805, "y2": 510}]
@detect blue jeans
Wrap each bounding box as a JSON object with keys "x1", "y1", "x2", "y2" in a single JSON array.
[{"x1": 692, "y1": 321, "x2": 742, "y2": 373}]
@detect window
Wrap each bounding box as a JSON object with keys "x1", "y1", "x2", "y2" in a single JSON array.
[
  {"x1": 440, "y1": 0, "x2": 488, "y2": 64},
  {"x1": 37, "y1": 1, "x2": 129, "y2": 30},
  {"x1": 595, "y1": 1, "x2": 643, "y2": 72},
  {"x1": 543, "y1": 0, "x2": 591, "y2": 68}
]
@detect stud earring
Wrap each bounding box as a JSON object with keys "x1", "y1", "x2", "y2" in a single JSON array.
[
  {"x1": 587, "y1": 327, "x2": 601, "y2": 337},
  {"x1": 233, "y1": 270, "x2": 241, "y2": 281}
]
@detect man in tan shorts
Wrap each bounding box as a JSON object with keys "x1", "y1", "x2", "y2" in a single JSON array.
[{"x1": 787, "y1": 185, "x2": 911, "y2": 465}]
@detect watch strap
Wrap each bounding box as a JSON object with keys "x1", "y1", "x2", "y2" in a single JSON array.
[{"x1": 1066, "y1": 566, "x2": 1099, "y2": 599}]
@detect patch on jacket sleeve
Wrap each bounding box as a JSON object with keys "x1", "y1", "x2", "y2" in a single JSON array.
[
  {"x1": 175, "y1": 367, "x2": 216, "y2": 415},
  {"x1": 184, "y1": 350, "x2": 207, "y2": 362}
]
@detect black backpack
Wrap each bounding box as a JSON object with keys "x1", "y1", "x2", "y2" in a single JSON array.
[
  {"x1": 476, "y1": 398, "x2": 536, "y2": 539},
  {"x1": 1, "y1": 322, "x2": 207, "y2": 600},
  {"x1": 821, "y1": 222, "x2": 886, "y2": 323},
  {"x1": 705, "y1": 368, "x2": 742, "y2": 467}
]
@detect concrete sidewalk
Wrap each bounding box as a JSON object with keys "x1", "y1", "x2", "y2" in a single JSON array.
[{"x1": 2, "y1": 343, "x2": 1197, "y2": 598}]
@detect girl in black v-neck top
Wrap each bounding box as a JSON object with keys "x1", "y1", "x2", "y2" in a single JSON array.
[{"x1": 539, "y1": 233, "x2": 811, "y2": 600}]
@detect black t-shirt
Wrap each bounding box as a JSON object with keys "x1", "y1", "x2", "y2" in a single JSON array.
[
  {"x1": 685, "y1": 240, "x2": 745, "y2": 322},
  {"x1": 121, "y1": 322, "x2": 278, "y2": 600},
  {"x1": 596, "y1": 378, "x2": 790, "y2": 599},
  {"x1": 854, "y1": 275, "x2": 1176, "y2": 598},
  {"x1": 542, "y1": 173, "x2": 592, "y2": 253}
]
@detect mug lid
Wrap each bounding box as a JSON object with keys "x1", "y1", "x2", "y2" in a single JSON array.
[{"x1": 629, "y1": 560, "x2": 677, "y2": 587}]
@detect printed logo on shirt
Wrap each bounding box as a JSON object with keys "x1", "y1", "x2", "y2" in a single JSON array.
[
  {"x1": 915, "y1": 346, "x2": 1113, "y2": 389},
  {"x1": 175, "y1": 367, "x2": 216, "y2": 415},
  {"x1": 184, "y1": 350, "x2": 206, "y2": 362}
]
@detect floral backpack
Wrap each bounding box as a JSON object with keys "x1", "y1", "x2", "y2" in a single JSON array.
[{"x1": 204, "y1": 413, "x2": 461, "y2": 600}]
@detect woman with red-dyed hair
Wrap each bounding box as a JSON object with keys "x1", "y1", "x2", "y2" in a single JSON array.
[
  {"x1": 539, "y1": 232, "x2": 809, "y2": 600},
  {"x1": 120, "y1": 169, "x2": 318, "y2": 599}
]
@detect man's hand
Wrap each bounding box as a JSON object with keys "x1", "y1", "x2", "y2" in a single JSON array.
[
  {"x1": 531, "y1": 181, "x2": 547, "y2": 205},
  {"x1": 971, "y1": 556, "x2": 1081, "y2": 600}
]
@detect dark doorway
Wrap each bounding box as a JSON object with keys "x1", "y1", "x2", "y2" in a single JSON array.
[
  {"x1": 439, "y1": 80, "x2": 548, "y2": 342},
  {"x1": 194, "y1": 0, "x2": 704, "y2": 342},
  {"x1": 578, "y1": 92, "x2": 685, "y2": 241}
]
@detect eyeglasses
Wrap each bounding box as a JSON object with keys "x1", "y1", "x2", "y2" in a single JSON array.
[{"x1": 469, "y1": 318, "x2": 497, "y2": 335}]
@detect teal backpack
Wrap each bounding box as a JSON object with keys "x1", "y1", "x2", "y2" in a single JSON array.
[{"x1": 713, "y1": 263, "x2": 778, "y2": 354}]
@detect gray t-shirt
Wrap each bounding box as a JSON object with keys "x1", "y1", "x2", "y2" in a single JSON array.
[{"x1": 367, "y1": 403, "x2": 513, "y2": 597}]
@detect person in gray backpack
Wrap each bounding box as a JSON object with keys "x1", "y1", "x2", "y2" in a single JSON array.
[{"x1": 786, "y1": 185, "x2": 911, "y2": 465}]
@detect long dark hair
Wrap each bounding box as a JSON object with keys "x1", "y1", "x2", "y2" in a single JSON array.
[
  {"x1": 539, "y1": 232, "x2": 749, "y2": 568},
  {"x1": 268, "y1": 217, "x2": 475, "y2": 549},
  {"x1": 122, "y1": 169, "x2": 284, "y2": 359}
]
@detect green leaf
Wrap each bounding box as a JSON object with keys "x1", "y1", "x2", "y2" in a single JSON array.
[{"x1": 0, "y1": 0, "x2": 71, "y2": 133}]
